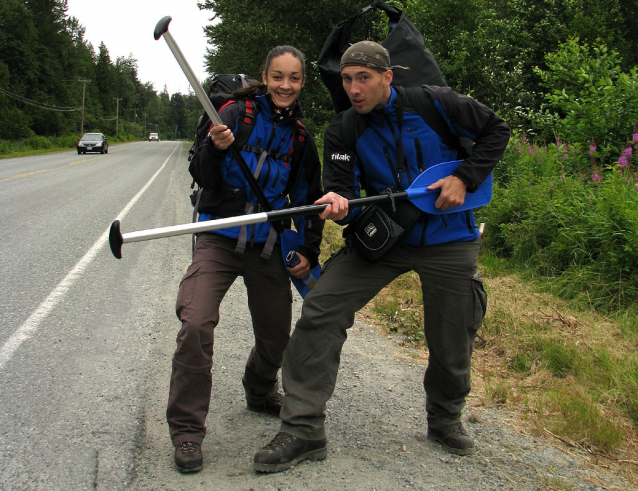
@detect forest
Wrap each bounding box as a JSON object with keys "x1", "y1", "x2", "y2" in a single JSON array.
[
  {"x1": 1, "y1": 0, "x2": 636, "y2": 148},
  {"x1": 0, "y1": 0, "x2": 204, "y2": 146}
]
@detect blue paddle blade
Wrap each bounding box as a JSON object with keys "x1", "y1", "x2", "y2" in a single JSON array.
[{"x1": 406, "y1": 160, "x2": 493, "y2": 214}]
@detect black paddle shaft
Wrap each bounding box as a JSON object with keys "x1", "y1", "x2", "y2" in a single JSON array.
[{"x1": 262, "y1": 191, "x2": 408, "y2": 222}]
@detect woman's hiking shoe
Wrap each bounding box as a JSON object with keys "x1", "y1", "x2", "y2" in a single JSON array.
[
  {"x1": 247, "y1": 392, "x2": 284, "y2": 416},
  {"x1": 253, "y1": 432, "x2": 327, "y2": 473},
  {"x1": 427, "y1": 422, "x2": 477, "y2": 455},
  {"x1": 174, "y1": 441, "x2": 203, "y2": 473}
]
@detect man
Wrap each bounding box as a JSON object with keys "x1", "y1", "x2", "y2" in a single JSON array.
[{"x1": 253, "y1": 41, "x2": 510, "y2": 473}]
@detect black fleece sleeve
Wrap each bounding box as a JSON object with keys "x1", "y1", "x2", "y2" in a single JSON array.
[
  {"x1": 192, "y1": 103, "x2": 239, "y2": 190},
  {"x1": 322, "y1": 113, "x2": 362, "y2": 224},
  {"x1": 293, "y1": 134, "x2": 325, "y2": 267},
  {"x1": 425, "y1": 86, "x2": 511, "y2": 192},
  {"x1": 322, "y1": 113, "x2": 359, "y2": 200}
]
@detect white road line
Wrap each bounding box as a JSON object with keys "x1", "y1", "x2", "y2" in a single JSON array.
[{"x1": 0, "y1": 145, "x2": 180, "y2": 370}]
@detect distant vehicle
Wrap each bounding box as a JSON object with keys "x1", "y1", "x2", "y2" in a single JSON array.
[
  {"x1": 77, "y1": 133, "x2": 108, "y2": 154},
  {"x1": 148, "y1": 132, "x2": 160, "y2": 142}
]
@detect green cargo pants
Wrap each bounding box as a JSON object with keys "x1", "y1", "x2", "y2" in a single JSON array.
[{"x1": 279, "y1": 239, "x2": 486, "y2": 440}]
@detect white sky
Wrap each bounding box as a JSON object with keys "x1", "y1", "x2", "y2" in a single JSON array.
[{"x1": 66, "y1": 0, "x2": 214, "y2": 96}]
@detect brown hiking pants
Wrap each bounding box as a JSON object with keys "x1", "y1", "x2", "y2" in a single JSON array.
[{"x1": 167, "y1": 233, "x2": 293, "y2": 445}]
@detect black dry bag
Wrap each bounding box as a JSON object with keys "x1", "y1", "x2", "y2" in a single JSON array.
[{"x1": 317, "y1": 0, "x2": 447, "y2": 114}]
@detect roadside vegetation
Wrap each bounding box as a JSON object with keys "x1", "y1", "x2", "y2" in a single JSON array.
[
  {"x1": 3, "y1": 1, "x2": 637, "y2": 156},
  {"x1": 0, "y1": 133, "x2": 144, "y2": 159}
]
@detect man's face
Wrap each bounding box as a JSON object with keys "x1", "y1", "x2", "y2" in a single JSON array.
[{"x1": 341, "y1": 66, "x2": 393, "y2": 114}]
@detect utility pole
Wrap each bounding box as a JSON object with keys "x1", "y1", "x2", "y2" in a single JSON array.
[
  {"x1": 114, "y1": 97, "x2": 121, "y2": 134},
  {"x1": 78, "y1": 79, "x2": 90, "y2": 134}
]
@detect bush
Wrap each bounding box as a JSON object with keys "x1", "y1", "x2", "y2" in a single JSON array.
[
  {"x1": 524, "y1": 38, "x2": 638, "y2": 168},
  {"x1": 26, "y1": 135, "x2": 52, "y2": 150},
  {"x1": 478, "y1": 136, "x2": 638, "y2": 312}
]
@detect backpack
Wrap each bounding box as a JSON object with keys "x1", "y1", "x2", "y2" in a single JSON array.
[
  {"x1": 187, "y1": 73, "x2": 307, "y2": 211},
  {"x1": 317, "y1": 0, "x2": 447, "y2": 114}
]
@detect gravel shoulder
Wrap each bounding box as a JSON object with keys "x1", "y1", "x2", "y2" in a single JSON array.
[{"x1": 126, "y1": 245, "x2": 631, "y2": 491}]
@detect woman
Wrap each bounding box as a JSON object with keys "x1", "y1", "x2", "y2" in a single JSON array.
[{"x1": 166, "y1": 46, "x2": 324, "y2": 474}]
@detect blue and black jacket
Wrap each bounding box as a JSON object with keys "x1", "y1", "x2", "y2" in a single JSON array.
[
  {"x1": 323, "y1": 85, "x2": 510, "y2": 247},
  {"x1": 193, "y1": 92, "x2": 325, "y2": 266}
]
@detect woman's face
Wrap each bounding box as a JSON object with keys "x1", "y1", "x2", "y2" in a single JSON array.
[{"x1": 262, "y1": 52, "x2": 305, "y2": 109}]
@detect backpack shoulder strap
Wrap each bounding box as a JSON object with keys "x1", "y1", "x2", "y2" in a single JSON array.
[
  {"x1": 226, "y1": 98, "x2": 256, "y2": 150},
  {"x1": 403, "y1": 86, "x2": 473, "y2": 156},
  {"x1": 282, "y1": 120, "x2": 307, "y2": 196},
  {"x1": 340, "y1": 107, "x2": 371, "y2": 190},
  {"x1": 403, "y1": 86, "x2": 458, "y2": 151},
  {"x1": 341, "y1": 107, "x2": 367, "y2": 153}
]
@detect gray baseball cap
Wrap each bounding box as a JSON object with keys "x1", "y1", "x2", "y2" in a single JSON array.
[{"x1": 340, "y1": 41, "x2": 392, "y2": 71}]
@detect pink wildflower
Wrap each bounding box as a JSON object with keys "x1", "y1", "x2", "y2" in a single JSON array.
[
  {"x1": 633, "y1": 133, "x2": 638, "y2": 143},
  {"x1": 560, "y1": 175, "x2": 565, "y2": 179},
  {"x1": 618, "y1": 155, "x2": 628, "y2": 168},
  {"x1": 591, "y1": 173, "x2": 601, "y2": 183},
  {"x1": 625, "y1": 146, "x2": 633, "y2": 158}
]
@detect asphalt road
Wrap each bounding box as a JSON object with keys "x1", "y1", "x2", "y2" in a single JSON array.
[{"x1": 0, "y1": 141, "x2": 193, "y2": 489}]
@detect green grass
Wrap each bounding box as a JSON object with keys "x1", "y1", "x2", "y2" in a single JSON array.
[{"x1": 319, "y1": 220, "x2": 638, "y2": 481}]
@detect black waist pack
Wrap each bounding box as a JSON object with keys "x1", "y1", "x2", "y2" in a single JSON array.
[{"x1": 344, "y1": 199, "x2": 421, "y2": 262}]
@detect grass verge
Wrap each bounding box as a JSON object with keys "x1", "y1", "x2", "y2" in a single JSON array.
[{"x1": 319, "y1": 221, "x2": 638, "y2": 486}]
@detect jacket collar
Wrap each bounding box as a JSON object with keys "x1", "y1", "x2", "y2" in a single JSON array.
[
  {"x1": 366, "y1": 86, "x2": 397, "y2": 125},
  {"x1": 254, "y1": 93, "x2": 304, "y2": 122}
]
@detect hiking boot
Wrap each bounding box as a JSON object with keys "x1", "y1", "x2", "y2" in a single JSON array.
[
  {"x1": 253, "y1": 432, "x2": 327, "y2": 473},
  {"x1": 427, "y1": 422, "x2": 477, "y2": 455},
  {"x1": 174, "y1": 441, "x2": 203, "y2": 473},
  {"x1": 247, "y1": 392, "x2": 284, "y2": 416}
]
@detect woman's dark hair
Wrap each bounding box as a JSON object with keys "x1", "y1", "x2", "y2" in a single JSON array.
[
  {"x1": 264, "y1": 45, "x2": 306, "y2": 77},
  {"x1": 233, "y1": 45, "x2": 306, "y2": 99}
]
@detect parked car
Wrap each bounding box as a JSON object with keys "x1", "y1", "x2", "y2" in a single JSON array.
[
  {"x1": 148, "y1": 132, "x2": 160, "y2": 142},
  {"x1": 77, "y1": 133, "x2": 108, "y2": 154}
]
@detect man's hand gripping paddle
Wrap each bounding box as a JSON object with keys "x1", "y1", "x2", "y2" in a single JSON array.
[{"x1": 109, "y1": 159, "x2": 492, "y2": 258}]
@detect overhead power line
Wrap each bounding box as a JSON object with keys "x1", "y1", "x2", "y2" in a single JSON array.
[
  {"x1": 0, "y1": 87, "x2": 81, "y2": 112},
  {"x1": 0, "y1": 86, "x2": 122, "y2": 122}
]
